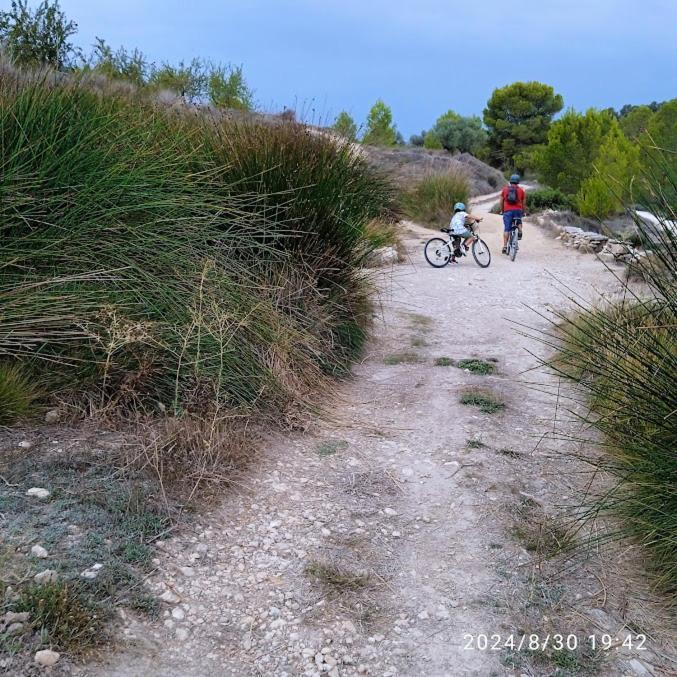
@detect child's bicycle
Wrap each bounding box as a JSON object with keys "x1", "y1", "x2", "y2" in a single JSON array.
[
  {"x1": 506, "y1": 215, "x2": 522, "y2": 261},
  {"x1": 424, "y1": 221, "x2": 491, "y2": 268}
]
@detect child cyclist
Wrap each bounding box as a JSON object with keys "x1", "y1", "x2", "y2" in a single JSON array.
[{"x1": 449, "y1": 202, "x2": 482, "y2": 260}]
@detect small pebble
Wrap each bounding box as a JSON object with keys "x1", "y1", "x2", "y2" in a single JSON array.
[
  {"x1": 34, "y1": 569, "x2": 58, "y2": 584},
  {"x1": 31, "y1": 545, "x2": 48, "y2": 559},
  {"x1": 26, "y1": 487, "x2": 50, "y2": 499}
]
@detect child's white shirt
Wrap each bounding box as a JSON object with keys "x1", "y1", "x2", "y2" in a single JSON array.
[{"x1": 449, "y1": 211, "x2": 469, "y2": 234}]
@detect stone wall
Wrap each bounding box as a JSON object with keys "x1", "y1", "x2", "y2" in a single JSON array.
[{"x1": 533, "y1": 210, "x2": 646, "y2": 265}]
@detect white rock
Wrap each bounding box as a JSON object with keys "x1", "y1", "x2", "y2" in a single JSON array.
[
  {"x1": 3, "y1": 612, "x2": 29, "y2": 624},
  {"x1": 384, "y1": 508, "x2": 398, "y2": 516},
  {"x1": 171, "y1": 607, "x2": 185, "y2": 620},
  {"x1": 320, "y1": 528, "x2": 331, "y2": 537},
  {"x1": 31, "y1": 545, "x2": 48, "y2": 559},
  {"x1": 391, "y1": 530, "x2": 402, "y2": 538},
  {"x1": 365, "y1": 246, "x2": 399, "y2": 268},
  {"x1": 81, "y1": 563, "x2": 104, "y2": 580},
  {"x1": 44, "y1": 409, "x2": 61, "y2": 424},
  {"x1": 34, "y1": 569, "x2": 58, "y2": 584},
  {"x1": 26, "y1": 487, "x2": 50, "y2": 499},
  {"x1": 34, "y1": 650, "x2": 60, "y2": 667},
  {"x1": 178, "y1": 567, "x2": 195, "y2": 577},
  {"x1": 160, "y1": 590, "x2": 181, "y2": 604},
  {"x1": 18, "y1": 440, "x2": 33, "y2": 449}
]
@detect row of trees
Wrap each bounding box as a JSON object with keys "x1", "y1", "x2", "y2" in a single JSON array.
[
  {"x1": 533, "y1": 101, "x2": 676, "y2": 217},
  {"x1": 0, "y1": 0, "x2": 254, "y2": 109},
  {"x1": 331, "y1": 82, "x2": 565, "y2": 160}
]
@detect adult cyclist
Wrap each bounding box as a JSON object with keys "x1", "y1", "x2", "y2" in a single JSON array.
[{"x1": 499, "y1": 174, "x2": 527, "y2": 255}]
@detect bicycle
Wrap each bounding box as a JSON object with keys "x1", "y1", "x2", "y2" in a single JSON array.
[
  {"x1": 424, "y1": 221, "x2": 491, "y2": 268},
  {"x1": 505, "y1": 215, "x2": 522, "y2": 262}
]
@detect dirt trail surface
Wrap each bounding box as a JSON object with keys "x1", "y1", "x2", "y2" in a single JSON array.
[{"x1": 80, "y1": 212, "x2": 674, "y2": 677}]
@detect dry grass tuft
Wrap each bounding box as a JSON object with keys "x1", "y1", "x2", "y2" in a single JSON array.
[{"x1": 305, "y1": 559, "x2": 371, "y2": 593}]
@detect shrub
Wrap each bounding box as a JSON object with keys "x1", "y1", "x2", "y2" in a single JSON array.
[
  {"x1": 207, "y1": 64, "x2": 253, "y2": 110},
  {"x1": 619, "y1": 105, "x2": 654, "y2": 140},
  {"x1": 409, "y1": 131, "x2": 425, "y2": 147},
  {"x1": 0, "y1": 64, "x2": 394, "y2": 417},
  {"x1": 401, "y1": 171, "x2": 470, "y2": 229},
  {"x1": 544, "y1": 152, "x2": 676, "y2": 590},
  {"x1": 14, "y1": 581, "x2": 106, "y2": 653},
  {"x1": 435, "y1": 357, "x2": 455, "y2": 367},
  {"x1": 432, "y1": 110, "x2": 487, "y2": 154},
  {"x1": 85, "y1": 38, "x2": 149, "y2": 87},
  {"x1": 423, "y1": 130, "x2": 443, "y2": 149},
  {"x1": 459, "y1": 388, "x2": 505, "y2": 413},
  {"x1": 456, "y1": 359, "x2": 496, "y2": 375},
  {"x1": 576, "y1": 126, "x2": 641, "y2": 219},
  {"x1": 642, "y1": 98, "x2": 677, "y2": 178},
  {"x1": 526, "y1": 187, "x2": 575, "y2": 212},
  {"x1": 0, "y1": 0, "x2": 80, "y2": 70},
  {"x1": 0, "y1": 363, "x2": 38, "y2": 424}
]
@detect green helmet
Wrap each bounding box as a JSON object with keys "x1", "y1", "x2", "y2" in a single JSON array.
[
  {"x1": 510, "y1": 174, "x2": 520, "y2": 183},
  {"x1": 454, "y1": 202, "x2": 466, "y2": 211}
]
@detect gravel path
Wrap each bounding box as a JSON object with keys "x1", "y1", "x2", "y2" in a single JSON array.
[{"x1": 80, "y1": 213, "x2": 673, "y2": 676}]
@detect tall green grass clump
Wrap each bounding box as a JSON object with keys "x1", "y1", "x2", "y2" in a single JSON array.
[
  {"x1": 543, "y1": 152, "x2": 676, "y2": 591},
  {"x1": 0, "y1": 362, "x2": 39, "y2": 424},
  {"x1": 0, "y1": 60, "x2": 394, "y2": 417},
  {"x1": 401, "y1": 170, "x2": 469, "y2": 229}
]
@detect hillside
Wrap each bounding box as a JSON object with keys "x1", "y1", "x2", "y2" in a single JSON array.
[{"x1": 360, "y1": 145, "x2": 505, "y2": 195}]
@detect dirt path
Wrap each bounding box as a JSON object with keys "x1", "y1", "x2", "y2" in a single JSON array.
[{"x1": 81, "y1": 213, "x2": 673, "y2": 676}]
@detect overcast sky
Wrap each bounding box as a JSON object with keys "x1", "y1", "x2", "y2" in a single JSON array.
[{"x1": 54, "y1": 0, "x2": 677, "y2": 137}]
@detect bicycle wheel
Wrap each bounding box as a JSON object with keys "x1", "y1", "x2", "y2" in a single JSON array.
[
  {"x1": 509, "y1": 230, "x2": 519, "y2": 261},
  {"x1": 471, "y1": 238, "x2": 491, "y2": 268},
  {"x1": 424, "y1": 238, "x2": 452, "y2": 268}
]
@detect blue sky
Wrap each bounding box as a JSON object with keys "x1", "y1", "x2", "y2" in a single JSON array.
[{"x1": 54, "y1": 0, "x2": 677, "y2": 138}]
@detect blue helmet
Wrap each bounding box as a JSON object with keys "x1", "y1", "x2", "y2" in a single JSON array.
[
  {"x1": 454, "y1": 202, "x2": 466, "y2": 211},
  {"x1": 510, "y1": 174, "x2": 521, "y2": 183}
]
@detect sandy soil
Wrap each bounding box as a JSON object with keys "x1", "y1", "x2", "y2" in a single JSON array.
[{"x1": 77, "y1": 211, "x2": 675, "y2": 677}]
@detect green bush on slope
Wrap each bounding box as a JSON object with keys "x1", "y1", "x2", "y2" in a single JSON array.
[
  {"x1": 0, "y1": 64, "x2": 395, "y2": 419},
  {"x1": 546, "y1": 152, "x2": 677, "y2": 591}
]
